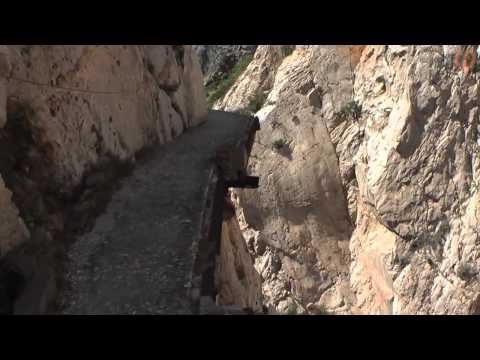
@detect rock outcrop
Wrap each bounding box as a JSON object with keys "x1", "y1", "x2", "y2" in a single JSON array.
[{"x1": 221, "y1": 45, "x2": 480, "y2": 314}]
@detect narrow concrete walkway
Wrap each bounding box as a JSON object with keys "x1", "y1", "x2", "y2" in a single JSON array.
[{"x1": 59, "y1": 110, "x2": 256, "y2": 314}]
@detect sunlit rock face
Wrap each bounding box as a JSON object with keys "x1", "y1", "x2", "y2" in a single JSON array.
[{"x1": 221, "y1": 45, "x2": 480, "y2": 315}]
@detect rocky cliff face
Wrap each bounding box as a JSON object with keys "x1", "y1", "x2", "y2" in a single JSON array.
[
  {"x1": 0, "y1": 45, "x2": 208, "y2": 312},
  {"x1": 220, "y1": 45, "x2": 480, "y2": 314},
  {"x1": 193, "y1": 45, "x2": 257, "y2": 86}
]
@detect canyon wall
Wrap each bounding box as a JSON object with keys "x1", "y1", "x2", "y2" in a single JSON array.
[
  {"x1": 0, "y1": 45, "x2": 207, "y2": 257},
  {"x1": 221, "y1": 45, "x2": 480, "y2": 314}
]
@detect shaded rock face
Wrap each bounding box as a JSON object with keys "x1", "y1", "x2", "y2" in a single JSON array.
[
  {"x1": 221, "y1": 45, "x2": 480, "y2": 314},
  {"x1": 214, "y1": 201, "x2": 263, "y2": 313},
  {"x1": 0, "y1": 176, "x2": 29, "y2": 256},
  {"x1": 193, "y1": 45, "x2": 257, "y2": 86},
  {"x1": 0, "y1": 45, "x2": 207, "y2": 313}
]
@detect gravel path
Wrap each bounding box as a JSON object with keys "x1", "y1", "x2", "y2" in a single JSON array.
[{"x1": 59, "y1": 110, "x2": 253, "y2": 314}]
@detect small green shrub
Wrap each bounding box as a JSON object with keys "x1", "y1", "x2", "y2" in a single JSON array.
[
  {"x1": 286, "y1": 304, "x2": 298, "y2": 315},
  {"x1": 272, "y1": 139, "x2": 286, "y2": 151},
  {"x1": 233, "y1": 92, "x2": 268, "y2": 116},
  {"x1": 247, "y1": 92, "x2": 267, "y2": 113},
  {"x1": 337, "y1": 101, "x2": 362, "y2": 121}
]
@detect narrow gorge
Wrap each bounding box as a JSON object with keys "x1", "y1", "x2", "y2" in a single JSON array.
[{"x1": 0, "y1": 45, "x2": 479, "y2": 315}]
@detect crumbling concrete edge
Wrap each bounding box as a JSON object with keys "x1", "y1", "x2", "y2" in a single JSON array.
[{"x1": 188, "y1": 115, "x2": 261, "y2": 314}]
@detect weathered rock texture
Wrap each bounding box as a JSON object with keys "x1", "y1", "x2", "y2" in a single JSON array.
[
  {"x1": 214, "y1": 200, "x2": 263, "y2": 313},
  {"x1": 193, "y1": 45, "x2": 257, "y2": 86},
  {"x1": 352, "y1": 45, "x2": 480, "y2": 315},
  {"x1": 221, "y1": 45, "x2": 480, "y2": 315},
  {"x1": 0, "y1": 45, "x2": 207, "y2": 256}
]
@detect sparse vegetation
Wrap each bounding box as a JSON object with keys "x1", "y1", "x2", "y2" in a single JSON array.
[
  {"x1": 285, "y1": 304, "x2": 298, "y2": 315},
  {"x1": 457, "y1": 261, "x2": 476, "y2": 281},
  {"x1": 206, "y1": 54, "x2": 253, "y2": 108},
  {"x1": 234, "y1": 92, "x2": 268, "y2": 116},
  {"x1": 272, "y1": 139, "x2": 287, "y2": 151},
  {"x1": 247, "y1": 92, "x2": 267, "y2": 114},
  {"x1": 337, "y1": 101, "x2": 362, "y2": 121}
]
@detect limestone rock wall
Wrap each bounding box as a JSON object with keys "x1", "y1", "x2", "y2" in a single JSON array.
[
  {"x1": 221, "y1": 45, "x2": 480, "y2": 315},
  {"x1": 223, "y1": 46, "x2": 356, "y2": 313},
  {"x1": 351, "y1": 45, "x2": 480, "y2": 314},
  {"x1": 0, "y1": 45, "x2": 207, "y2": 257}
]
